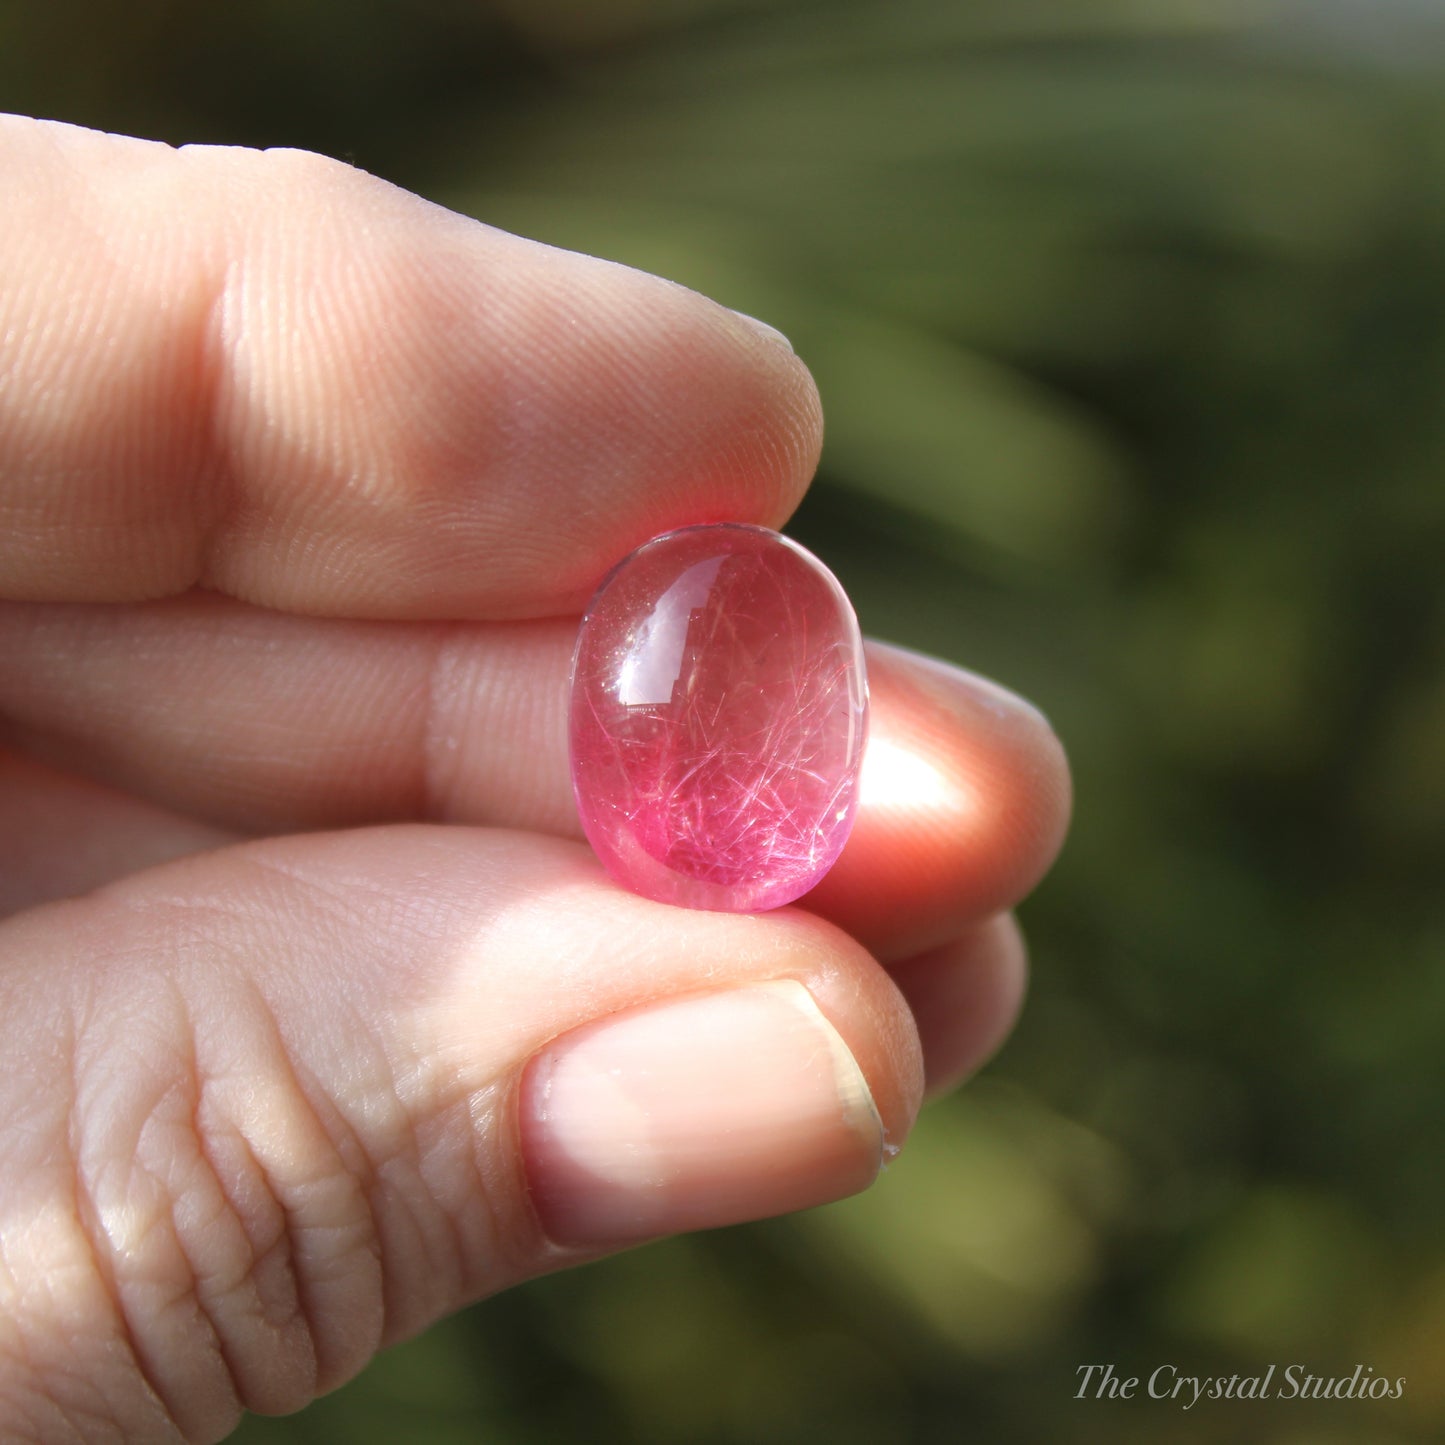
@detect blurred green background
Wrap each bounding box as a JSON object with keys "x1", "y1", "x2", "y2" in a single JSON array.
[{"x1": 6, "y1": 0, "x2": 1443, "y2": 1439}]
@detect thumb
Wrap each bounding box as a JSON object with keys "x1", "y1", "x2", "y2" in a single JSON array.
[{"x1": 0, "y1": 826, "x2": 919, "y2": 1442}]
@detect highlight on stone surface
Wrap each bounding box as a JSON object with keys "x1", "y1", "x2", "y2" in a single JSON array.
[{"x1": 569, "y1": 523, "x2": 869, "y2": 912}]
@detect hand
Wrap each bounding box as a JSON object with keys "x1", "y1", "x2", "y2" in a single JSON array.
[{"x1": 0, "y1": 116, "x2": 1071, "y2": 1442}]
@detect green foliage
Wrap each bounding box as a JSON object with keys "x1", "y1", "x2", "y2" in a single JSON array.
[{"x1": 6, "y1": 1, "x2": 1442, "y2": 1439}]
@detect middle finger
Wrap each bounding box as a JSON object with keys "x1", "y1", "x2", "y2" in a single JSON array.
[{"x1": 0, "y1": 595, "x2": 1070, "y2": 960}]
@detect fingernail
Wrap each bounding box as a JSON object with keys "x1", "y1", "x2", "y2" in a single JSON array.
[
  {"x1": 521, "y1": 980, "x2": 883, "y2": 1245},
  {"x1": 729, "y1": 308, "x2": 794, "y2": 353}
]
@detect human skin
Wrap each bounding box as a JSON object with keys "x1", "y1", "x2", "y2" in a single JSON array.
[{"x1": 0, "y1": 116, "x2": 1071, "y2": 1442}]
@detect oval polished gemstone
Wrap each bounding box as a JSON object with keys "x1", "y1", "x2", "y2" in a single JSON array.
[{"x1": 570, "y1": 523, "x2": 868, "y2": 912}]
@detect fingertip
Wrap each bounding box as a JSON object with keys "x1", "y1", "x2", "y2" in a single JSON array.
[
  {"x1": 489, "y1": 262, "x2": 823, "y2": 613},
  {"x1": 889, "y1": 914, "x2": 1029, "y2": 1100},
  {"x1": 804, "y1": 641, "x2": 1072, "y2": 958}
]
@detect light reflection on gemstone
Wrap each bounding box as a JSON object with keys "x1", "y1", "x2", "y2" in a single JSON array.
[
  {"x1": 569, "y1": 524, "x2": 868, "y2": 912},
  {"x1": 616, "y1": 557, "x2": 726, "y2": 706}
]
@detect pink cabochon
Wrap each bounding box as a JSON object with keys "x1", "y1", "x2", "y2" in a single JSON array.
[{"x1": 569, "y1": 524, "x2": 868, "y2": 911}]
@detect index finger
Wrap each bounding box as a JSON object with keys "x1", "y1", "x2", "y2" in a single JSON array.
[{"x1": 0, "y1": 116, "x2": 821, "y2": 618}]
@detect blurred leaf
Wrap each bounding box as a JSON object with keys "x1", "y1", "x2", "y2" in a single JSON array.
[
  {"x1": 803, "y1": 306, "x2": 1128, "y2": 565},
  {"x1": 803, "y1": 1086, "x2": 1127, "y2": 1358},
  {"x1": 1163, "y1": 1186, "x2": 1389, "y2": 1358}
]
